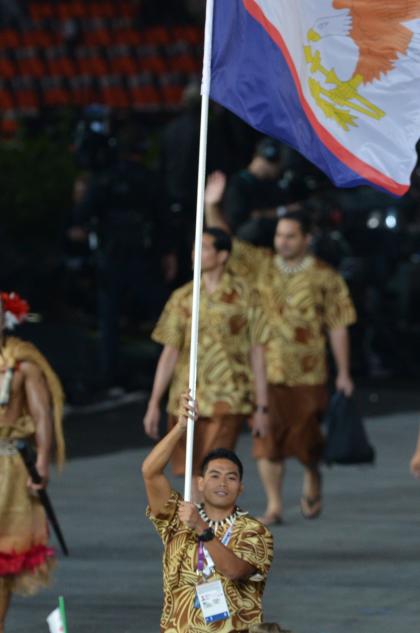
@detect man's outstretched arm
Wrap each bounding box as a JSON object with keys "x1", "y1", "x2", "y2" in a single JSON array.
[
  {"x1": 143, "y1": 344, "x2": 179, "y2": 440},
  {"x1": 141, "y1": 392, "x2": 195, "y2": 516},
  {"x1": 22, "y1": 361, "x2": 53, "y2": 489}
]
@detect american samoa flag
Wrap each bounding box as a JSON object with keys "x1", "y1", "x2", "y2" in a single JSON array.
[{"x1": 209, "y1": 0, "x2": 420, "y2": 196}]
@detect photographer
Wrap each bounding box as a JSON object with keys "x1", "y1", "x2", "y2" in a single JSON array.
[{"x1": 69, "y1": 133, "x2": 170, "y2": 391}]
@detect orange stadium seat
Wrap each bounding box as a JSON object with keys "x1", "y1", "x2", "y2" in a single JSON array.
[
  {"x1": 99, "y1": 75, "x2": 129, "y2": 109},
  {"x1": 128, "y1": 74, "x2": 161, "y2": 110},
  {"x1": 1, "y1": 110, "x2": 19, "y2": 137},
  {"x1": 137, "y1": 44, "x2": 167, "y2": 74},
  {"x1": 69, "y1": 75, "x2": 98, "y2": 106},
  {"x1": 31, "y1": 3, "x2": 55, "y2": 21},
  {"x1": 168, "y1": 42, "x2": 201, "y2": 74},
  {"x1": 76, "y1": 47, "x2": 109, "y2": 77},
  {"x1": 0, "y1": 57, "x2": 17, "y2": 81},
  {"x1": 159, "y1": 72, "x2": 184, "y2": 109},
  {"x1": 88, "y1": 2, "x2": 116, "y2": 19},
  {"x1": 172, "y1": 26, "x2": 203, "y2": 46},
  {"x1": 46, "y1": 47, "x2": 77, "y2": 78},
  {"x1": 16, "y1": 48, "x2": 46, "y2": 79},
  {"x1": 83, "y1": 19, "x2": 113, "y2": 47},
  {"x1": 144, "y1": 27, "x2": 171, "y2": 47},
  {"x1": 0, "y1": 84, "x2": 15, "y2": 112},
  {"x1": 108, "y1": 45, "x2": 138, "y2": 76},
  {"x1": 0, "y1": 29, "x2": 21, "y2": 49},
  {"x1": 13, "y1": 77, "x2": 40, "y2": 115},
  {"x1": 112, "y1": 26, "x2": 141, "y2": 47},
  {"x1": 41, "y1": 77, "x2": 71, "y2": 107},
  {"x1": 21, "y1": 28, "x2": 56, "y2": 48},
  {"x1": 119, "y1": 1, "x2": 138, "y2": 19}
]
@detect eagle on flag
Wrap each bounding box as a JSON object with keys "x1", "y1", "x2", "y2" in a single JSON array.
[{"x1": 305, "y1": 0, "x2": 420, "y2": 130}]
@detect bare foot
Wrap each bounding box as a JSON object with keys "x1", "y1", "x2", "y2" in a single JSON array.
[
  {"x1": 300, "y1": 495, "x2": 322, "y2": 519},
  {"x1": 257, "y1": 512, "x2": 283, "y2": 526}
]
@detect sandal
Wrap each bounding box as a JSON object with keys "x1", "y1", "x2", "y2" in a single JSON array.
[
  {"x1": 257, "y1": 512, "x2": 283, "y2": 526},
  {"x1": 300, "y1": 495, "x2": 322, "y2": 520}
]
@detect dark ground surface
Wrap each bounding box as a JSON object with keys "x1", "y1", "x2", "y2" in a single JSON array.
[
  {"x1": 4, "y1": 320, "x2": 420, "y2": 632},
  {"x1": 5, "y1": 387, "x2": 420, "y2": 633}
]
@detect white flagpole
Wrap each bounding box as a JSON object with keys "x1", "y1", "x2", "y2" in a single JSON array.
[{"x1": 184, "y1": 0, "x2": 215, "y2": 502}]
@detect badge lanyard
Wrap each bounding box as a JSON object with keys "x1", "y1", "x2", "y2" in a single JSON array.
[
  {"x1": 194, "y1": 522, "x2": 235, "y2": 612},
  {"x1": 199, "y1": 524, "x2": 234, "y2": 577}
]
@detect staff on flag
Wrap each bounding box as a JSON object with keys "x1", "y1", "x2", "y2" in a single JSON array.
[
  {"x1": 46, "y1": 596, "x2": 68, "y2": 633},
  {"x1": 183, "y1": 0, "x2": 215, "y2": 502}
]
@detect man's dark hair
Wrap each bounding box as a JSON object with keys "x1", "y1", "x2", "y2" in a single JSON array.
[
  {"x1": 255, "y1": 137, "x2": 283, "y2": 163},
  {"x1": 203, "y1": 227, "x2": 232, "y2": 254},
  {"x1": 279, "y1": 210, "x2": 312, "y2": 235},
  {"x1": 200, "y1": 448, "x2": 244, "y2": 480}
]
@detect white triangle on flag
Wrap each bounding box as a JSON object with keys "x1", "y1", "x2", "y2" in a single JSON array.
[{"x1": 46, "y1": 607, "x2": 65, "y2": 633}]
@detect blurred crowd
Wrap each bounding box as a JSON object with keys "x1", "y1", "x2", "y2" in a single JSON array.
[
  {"x1": 58, "y1": 90, "x2": 420, "y2": 397},
  {"x1": 1, "y1": 0, "x2": 420, "y2": 401}
]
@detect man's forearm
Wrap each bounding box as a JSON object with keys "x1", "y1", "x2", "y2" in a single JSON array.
[
  {"x1": 204, "y1": 202, "x2": 231, "y2": 233},
  {"x1": 142, "y1": 420, "x2": 186, "y2": 479},
  {"x1": 329, "y1": 326, "x2": 351, "y2": 375},
  {"x1": 204, "y1": 537, "x2": 256, "y2": 580},
  {"x1": 250, "y1": 345, "x2": 268, "y2": 406},
  {"x1": 35, "y1": 415, "x2": 53, "y2": 466},
  {"x1": 149, "y1": 346, "x2": 179, "y2": 405},
  {"x1": 192, "y1": 517, "x2": 255, "y2": 580}
]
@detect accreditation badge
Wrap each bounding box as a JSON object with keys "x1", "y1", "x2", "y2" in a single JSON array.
[{"x1": 196, "y1": 578, "x2": 230, "y2": 624}]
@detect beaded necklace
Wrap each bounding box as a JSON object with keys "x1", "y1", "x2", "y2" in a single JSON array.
[
  {"x1": 275, "y1": 254, "x2": 313, "y2": 275},
  {"x1": 196, "y1": 503, "x2": 248, "y2": 531}
]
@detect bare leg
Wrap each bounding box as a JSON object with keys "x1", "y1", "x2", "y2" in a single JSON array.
[
  {"x1": 256, "y1": 458, "x2": 285, "y2": 524},
  {"x1": 301, "y1": 465, "x2": 322, "y2": 519},
  {"x1": 0, "y1": 580, "x2": 11, "y2": 633}
]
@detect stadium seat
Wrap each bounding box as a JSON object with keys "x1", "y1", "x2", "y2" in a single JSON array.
[
  {"x1": 127, "y1": 73, "x2": 161, "y2": 110},
  {"x1": 0, "y1": 57, "x2": 17, "y2": 81},
  {"x1": 99, "y1": 75, "x2": 129, "y2": 109}
]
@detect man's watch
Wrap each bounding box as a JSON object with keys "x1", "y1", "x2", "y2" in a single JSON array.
[
  {"x1": 197, "y1": 527, "x2": 215, "y2": 542},
  {"x1": 255, "y1": 404, "x2": 269, "y2": 414}
]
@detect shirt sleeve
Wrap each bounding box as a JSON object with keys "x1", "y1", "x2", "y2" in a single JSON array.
[
  {"x1": 146, "y1": 489, "x2": 182, "y2": 546},
  {"x1": 323, "y1": 270, "x2": 357, "y2": 331},
  {"x1": 247, "y1": 288, "x2": 271, "y2": 346},
  {"x1": 228, "y1": 239, "x2": 270, "y2": 283},
  {"x1": 233, "y1": 521, "x2": 274, "y2": 581},
  {"x1": 151, "y1": 291, "x2": 185, "y2": 350}
]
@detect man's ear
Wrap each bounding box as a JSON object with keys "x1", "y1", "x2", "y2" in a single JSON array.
[
  {"x1": 197, "y1": 476, "x2": 205, "y2": 492},
  {"x1": 218, "y1": 249, "x2": 229, "y2": 266},
  {"x1": 238, "y1": 482, "x2": 244, "y2": 496}
]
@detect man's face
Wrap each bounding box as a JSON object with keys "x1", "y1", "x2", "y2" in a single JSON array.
[
  {"x1": 193, "y1": 233, "x2": 228, "y2": 272},
  {"x1": 262, "y1": 158, "x2": 282, "y2": 180},
  {"x1": 274, "y1": 219, "x2": 310, "y2": 260},
  {"x1": 198, "y1": 458, "x2": 243, "y2": 509}
]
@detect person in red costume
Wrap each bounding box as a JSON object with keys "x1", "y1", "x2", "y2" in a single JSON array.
[{"x1": 0, "y1": 292, "x2": 65, "y2": 633}]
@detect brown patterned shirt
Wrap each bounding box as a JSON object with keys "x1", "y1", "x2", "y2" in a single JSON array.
[
  {"x1": 147, "y1": 490, "x2": 274, "y2": 633},
  {"x1": 228, "y1": 240, "x2": 357, "y2": 386},
  {"x1": 152, "y1": 270, "x2": 270, "y2": 417}
]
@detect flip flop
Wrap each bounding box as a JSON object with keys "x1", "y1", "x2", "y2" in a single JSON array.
[
  {"x1": 257, "y1": 513, "x2": 283, "y2": 526},
  {"x1": 300, "y1": 495, "x2": 322, "y2": 520}
]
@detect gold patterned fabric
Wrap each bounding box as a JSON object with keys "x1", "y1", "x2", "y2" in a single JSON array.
[
  {"x1": 0, "y1": 338, "x2": 65, "y2": 595},
  {"x1": 147, "y1": 490, "x2": 274, "y2": 633},
  {"x1": 152, "y1": 271, "x2": 270, "y2": 417},
  {"x1": 0, "y1": 417, "x2": 55, "y2": 595},
  {"x1": 229, "y1": 241, "x2": 356, "y2": 386}
]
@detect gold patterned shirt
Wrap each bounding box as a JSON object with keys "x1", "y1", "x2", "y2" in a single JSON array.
[
  {"x1": 147, "y1": 490, "x2": 274, "y2": 633},
  {"x1": 152, "y1": 270, "x2": 270, "y2": 417},
  {"x1": 228, "y1": 240, "x2": 357, "y2": 386}
]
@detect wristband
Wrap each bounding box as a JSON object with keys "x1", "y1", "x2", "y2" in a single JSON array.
[
  {"x1": 197, "y1": 527, "x2": 215, "y2": 542},
  {"x1": 255, "y1": 405, "x2": 269, "y2": 413}
]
